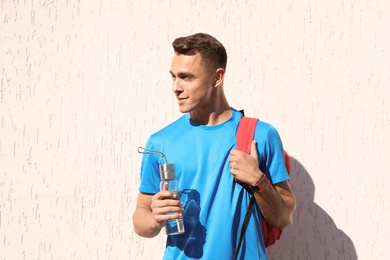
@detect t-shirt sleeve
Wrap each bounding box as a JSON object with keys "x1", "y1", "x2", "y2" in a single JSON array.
[
  {"x1": 256, "y1": 124, "x2": 289, "y2": 184},
  {"x1": 138, "y1": 137, "x2": 162, "y2": 194}
]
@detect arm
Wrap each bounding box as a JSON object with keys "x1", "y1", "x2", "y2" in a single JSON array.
[
  {"x1": 132, "y1": 191, "x2": 184, "y2": 238},
  {"x1": 229, "y1": 140, "x2": 296, "y2": 229},
  {"x1": 252, "y1": 179, "x2": 296, "y2": 229}
]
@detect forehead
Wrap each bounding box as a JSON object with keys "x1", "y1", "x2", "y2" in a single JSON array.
[{"x1": 170, "y1": 53, "x2": 207, "y2": 74}]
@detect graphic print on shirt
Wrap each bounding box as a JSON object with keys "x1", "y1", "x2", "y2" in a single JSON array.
[{"x1": 167, "y1": 189, "x2": 206, "y2": 259}]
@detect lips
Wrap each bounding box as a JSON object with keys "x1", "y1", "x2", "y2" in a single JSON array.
[{"x1": 177, "y1": 96, "x2": 188, "y2": 105}]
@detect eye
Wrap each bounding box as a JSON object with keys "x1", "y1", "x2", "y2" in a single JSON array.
[{"x1": 181, "y1": 75, "x2": 192, "y2": 81}]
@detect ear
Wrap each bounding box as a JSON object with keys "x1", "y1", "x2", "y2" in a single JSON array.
[{"x1": 213, "y1": 68, "x2": 225, "y2": 87}]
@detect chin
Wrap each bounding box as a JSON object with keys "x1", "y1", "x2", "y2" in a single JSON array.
[
  {"x1": 178, "y1": 105, "x2": 191, "y2": 114},
  {"x1": 178, "y1": 108, "x2": 190, "y2": 114}
]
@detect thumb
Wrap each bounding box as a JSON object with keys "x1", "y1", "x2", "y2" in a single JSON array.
[{"x1": 250, "y1": 140, "x2": 258, "y2": 160}]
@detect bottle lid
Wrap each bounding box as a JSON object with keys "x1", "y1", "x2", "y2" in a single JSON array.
[{"x1": 159, "y1": 163, "x2": 176, "y2": 180}]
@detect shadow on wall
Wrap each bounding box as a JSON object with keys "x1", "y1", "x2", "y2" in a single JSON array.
[{"x1": 267, "y1": 157, "x2": 357, "y2": 260}]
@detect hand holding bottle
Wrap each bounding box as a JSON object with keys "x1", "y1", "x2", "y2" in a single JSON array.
[
  {"x1": 137, "y1": 147, "x2": 185, "y2": 235},
  {"x1": 150, "y1": 190, "x2": 184, "y2": 230}
]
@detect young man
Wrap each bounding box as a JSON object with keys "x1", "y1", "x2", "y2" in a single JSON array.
[{"x1": 133, "y1": 33, "x2": 296, "y2": 259}]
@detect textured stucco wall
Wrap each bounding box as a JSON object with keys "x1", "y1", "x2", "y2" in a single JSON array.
[{"x1": 1, "y1": 1, "x2": 389, "y2": 259}]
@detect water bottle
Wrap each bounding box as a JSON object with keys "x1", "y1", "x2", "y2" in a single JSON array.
[{"x1": 159, "y1": 163, "x2": 185, "y2": 235}]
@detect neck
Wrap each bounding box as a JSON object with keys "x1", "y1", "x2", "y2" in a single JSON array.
[{"x1": 189, "y1": 93, "x2": 231, "y2": 126}]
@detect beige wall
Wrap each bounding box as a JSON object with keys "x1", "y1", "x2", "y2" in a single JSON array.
[{"x1": 1, "y1": 0, "x2": 389, "y2": 259}]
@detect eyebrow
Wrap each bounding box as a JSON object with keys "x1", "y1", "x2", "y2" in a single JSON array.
[{"x1": 169, "y1": 71, "x2": 195, "y2": 78}]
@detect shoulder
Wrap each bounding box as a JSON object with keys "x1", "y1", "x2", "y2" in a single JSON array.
[
  {"x1": 150, "y1": 115, "x2": 188, "y2": 139},
  {"x1": 253, "y1": 120, "x2": 285, "y2": 161},
  {"x1": 254, "y1": 120, "x2": 281, "y2": 141}
]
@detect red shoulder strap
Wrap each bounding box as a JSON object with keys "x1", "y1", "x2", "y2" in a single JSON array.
[
  {"x1": 236, "y1": 117, "x2": 258, "y2": 154},
  {"x1": 236, "y1": 115, "x2": 289, "y2": 249},
  {"x1": 284, "y1": 150, "x2": 291, "y2": 174}
]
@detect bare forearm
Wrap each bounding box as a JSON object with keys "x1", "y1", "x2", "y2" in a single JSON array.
[
  {"x1": 133, "y1": 207, "x2": 163, "y2": 238},
  {"x1": 254, "y1": 181, "x2": 296, "y2": 229}
]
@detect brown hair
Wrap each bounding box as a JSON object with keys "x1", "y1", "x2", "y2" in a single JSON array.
[{"x1": 172, "y1": 33, "x2": 227, "y2": 73}]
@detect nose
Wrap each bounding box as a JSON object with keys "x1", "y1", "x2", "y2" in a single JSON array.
[{"x1": 172, "y1": 78, "x2": 182, "y2": 94}]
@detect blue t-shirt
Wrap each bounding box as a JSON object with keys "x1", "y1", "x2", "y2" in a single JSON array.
[{"x1": 139, "y1": 109, "x2": 289, "y2": 260}]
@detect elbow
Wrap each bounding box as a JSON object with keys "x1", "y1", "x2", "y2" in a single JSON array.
[
  {"x1": 132, "y1": 222, "x2": 145, "y2": 237},
  {"x1": 271, "y1": 216, "x2": 292, "y2": 230},
  {"x1": 276, "y1": 214, "x2": 294, "y2": 230},
  {"x1": 132, "y1": 212, "x2": 161, "y2": 238},
  {"x1": 273, "y1": 199, "x2": 296, "y2": 230},
  {"x1": 133, "y1": 227, "x2": 155, "y2": 238},
  {"x1": 132, "y1": 213, "x2": 143, "y2": 237},
  {"x1": 132, "y1": 213, "x2": 149, "y2": 238},
  {"x1": 279, "y1": 200, "x2": 297, "y2": 230}
]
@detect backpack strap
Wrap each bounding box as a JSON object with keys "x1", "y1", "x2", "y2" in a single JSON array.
[
  {"x1": 235, "y1": 115, "x2": 290, "y2": 254},
  {"x1": 233, "y1": 116, "x2": 258, "y2": 260},
  {"x1": 284, "y1": 150, "x2": 291, "y2": 174},
  {"x1": 236, "y1": 117, "x2": 258, "y2": 154}
]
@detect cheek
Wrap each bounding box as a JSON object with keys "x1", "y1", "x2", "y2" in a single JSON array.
[
  {"x1": 186, "y1": 78, "x2": 213, "y2": 100},
  {"x1": 192, "y1": 86, "x2": 210, "y2": 100}
]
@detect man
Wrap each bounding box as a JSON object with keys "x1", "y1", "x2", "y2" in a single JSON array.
[{"x1": 133, "y1": 32, "x2": 296, "y2": 259}]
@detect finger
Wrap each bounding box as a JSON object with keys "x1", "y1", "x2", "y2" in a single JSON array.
[
  {"x1": 250, "y1": 140, "x2": 258, "y2": 160},
  {"x1": 152, "y1": 198, "x2": 179, "y2": 213},
  {"x1": 154, "y1": 190, "x2": 178, "y2": 200},
  {"x1": 231, "y1": 149, "x2": 241, "y2": 156},
  {"x1": 229, "y1": 160, "x2": 237, "y2": 170},
  {"x1": 156, "y1": 212, "x2": 183, "y2": 223},
  {"x1": 154, "y1": 205, "x2": 183, "y2": 215},
  {"x1": 151, "y1": 200, "x2": 183, "y2": 215}
]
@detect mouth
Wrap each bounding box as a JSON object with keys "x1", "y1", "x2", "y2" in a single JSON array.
[{"x1": 177, "y1": 96, "x2": 188, "y2": 105}]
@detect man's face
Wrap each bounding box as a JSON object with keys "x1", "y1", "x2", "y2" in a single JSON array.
[{"x1": 170, "y1": 53, "x2": 215, "y2": 114}]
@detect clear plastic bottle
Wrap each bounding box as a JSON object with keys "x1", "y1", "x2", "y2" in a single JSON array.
[{"x1": 159, "y1": 163, "x2": 185, "y2": 235}]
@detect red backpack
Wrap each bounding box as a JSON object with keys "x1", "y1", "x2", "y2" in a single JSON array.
[{"x1": 234, "y1": 116, "x2": 290, "y2": 257}]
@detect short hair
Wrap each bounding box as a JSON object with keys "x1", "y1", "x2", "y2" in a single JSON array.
[{"x1": 172, "y1": 33, "x2": 227, "y2": 73}]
